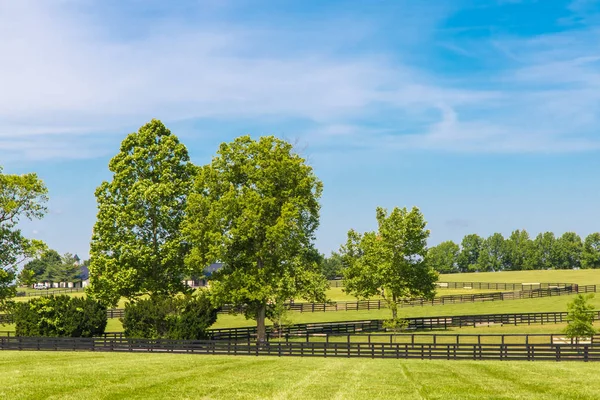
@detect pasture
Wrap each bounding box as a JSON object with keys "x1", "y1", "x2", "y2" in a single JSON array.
[
  {"x1": 2, "y1": 352, "x2": 600, "y2": 400},
  {"x1": 439, "y1": 269, "x2": 600, "y2": 286}
]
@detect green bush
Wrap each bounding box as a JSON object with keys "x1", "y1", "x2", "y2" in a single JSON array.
[
  {"x1": 122, "y1": 292, "x2": 218, "y2": 340},
  {"x1": 12, "y1": 295, "x2": 107, "y2": 337}
]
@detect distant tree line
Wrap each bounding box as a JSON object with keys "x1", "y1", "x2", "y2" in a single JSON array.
[
  {"x1": 426, "y1": 230, "x2": 600, "y2": 273},
  {"x1": 18, "y1": 250, "x2": 87, "y2": 285}
]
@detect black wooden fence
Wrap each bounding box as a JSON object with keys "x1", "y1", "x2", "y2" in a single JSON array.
[
  {"x1": 2, "y1": 336, "x2": 599, "y2": 361},
  {"x1": 202, "y1": 310, "x2": 600, "y2": 340},
  {"x1": 102, "y1": 284, "x2": 595, "y2": 319},
  {"x1": 15, "y1": 287, "x2": 85, "y2": 298}
]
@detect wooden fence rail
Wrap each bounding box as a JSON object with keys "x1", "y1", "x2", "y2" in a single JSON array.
[
  {"x1": 2, "y1": 336, "x2": 599, "y2": 361},
  {"x1": 203, "y1": 310, "x2": 600, "y2": 340},
  {"x1": 5, "y1": 330, "x2": 596, "y2": 346},
  {"x1": 14, "y1": 287, "x2": 86, "y2": 298}
]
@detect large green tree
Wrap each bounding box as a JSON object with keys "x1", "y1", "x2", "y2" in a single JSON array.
[
  {"x1": 504, "y1": 229, "x2": 534, "y2": 271},
  {"x1": 182, "y1": 135, "x2": 327, "y2": 342},
  {"x1": 531, "y1": 232, "x2": 556, "y2": 270},
  {"x1": 0, "y1": 166, "x2": 47, "y2": 307},
  {"x1": 477, "y1": 233, "x2": 506, "y2": 272},
  {"x1": 321, "y1": 251, "x2": 344, "y2": 279},
  {"x1": 457, "y1": 234, "x2": 483, "y2": 272},
  {"x1": 582, "y1": 233, "x2": 600, "y2": 269},
  {"x1": 23, "y1": 249, "x2": 62, "y2": 280},
  {"x1": 426, "y1": 241, "x2": 460, "y2": 274},
  {"x1": 87, "y1": 120, "x2": 196, "y2": 306},
  {"x1": 341, "y1": 206, "x2": 437, "y2": 320},
  {"x1": 554, "y1": 232, "x2": 583, "y2": 270}
]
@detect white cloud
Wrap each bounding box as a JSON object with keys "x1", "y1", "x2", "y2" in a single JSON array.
[{"x1": 2, "y1": 0, "x2": 600, "y2": 161}]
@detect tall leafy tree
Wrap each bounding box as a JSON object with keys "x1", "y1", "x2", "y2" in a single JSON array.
[
  {"x1": 477, "y1": 233, "x2": 506, "y2": 272},
  {"x1": 182, "y1": 135, "x2": 327, "y2": 342},
  {"x1": 504, "y1": 229, "x2": 534, "y2": 271},
  {"x1": 341, "y1": 206, "x2": 437, "y2": 320},
  {"x1": 457, "y1": 234, "x2": 483, "y2": 272},
  {"x1": 321, "y1": 251, "x2": 344, "y2": 279},
  {"x1": 554, "y1": 232, "x2": 583, "y2": 270},
  {"x1": 0, "y1": 166, "x2": 47, "y2": 307},
  {"x1": 61, "y1": 253, "x2": 82, "y2": 283},
  {"x1": 23, "y1": 249, "x2": 62, "y2": 280},
  {"x1": 582, "y1": 233, "x2": 600, "y2": 269},
  {"x1": 87, "y1": 120, "x2": 195, "y2": 306},
  {"x1": 426, "y1": 241, "x2": 460, "y2": 274},
  {"x1": 531, "y1": 232, "x2": 556, "y2": 270}
]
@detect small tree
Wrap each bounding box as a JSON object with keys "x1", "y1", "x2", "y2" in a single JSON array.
[
  {"x1": 564, "y1": 294, "x2": 596, "y2": 343},
  {"x1": 268, "y1": 298, "x2": 293, "y2": 339},
  {"x1": 341, "y1": 206, "x2": 438, "y2": 320}
]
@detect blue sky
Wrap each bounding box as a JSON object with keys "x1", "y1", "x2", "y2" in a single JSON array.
[{"x1": 2, "y1": 0, "x2": 600, "y2": 259}]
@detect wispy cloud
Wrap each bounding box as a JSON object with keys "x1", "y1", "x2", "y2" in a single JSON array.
[{"x1": 2, "y1": 0, "x2": 600, "y2": 161}]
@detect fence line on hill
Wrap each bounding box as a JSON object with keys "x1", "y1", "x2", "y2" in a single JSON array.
[
  {"x1": 200, "y1": 310, "x2": 600, "y2": 340},
  {"x1": 1, "y1": 336, "x2": 599, "y2": 362},
  {"x1": 106, "y1": 284, "x2": 594, "y2": 318},
  {"x1": 4, "y1": 309, "x2": 600, "y2": 337},
  {"x1": 2, "y1": 283, "x2": 595, "y2": 324},
  {"x1": 14, "y1": 287, "x2": 86, "y2": 298}
]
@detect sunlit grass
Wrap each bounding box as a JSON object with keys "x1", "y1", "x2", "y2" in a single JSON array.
[{"x1": 2, "y1": 352, "x2": 600, "y2": 399}]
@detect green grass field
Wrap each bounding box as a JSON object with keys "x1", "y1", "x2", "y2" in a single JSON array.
[
  {"x1": 440, "y1": 269, "x2": 600, "y2": 286},
  {"x1": 2, "y1": 352, "x2": 600, "y2": 400}
]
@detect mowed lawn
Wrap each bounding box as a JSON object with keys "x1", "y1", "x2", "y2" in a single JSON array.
[
  {"x1": 440, "y1": 269, "x2": 600, "y2": 286},
  {"x1": 3, "y1": 352, "x2": 600, "y2": 400}
]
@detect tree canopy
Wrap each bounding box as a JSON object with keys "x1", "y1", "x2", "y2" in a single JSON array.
[
  {"x1": 341, "y1": 206, "x2": 437, "y2": 320},
  {"x1": 426, "y1": 241, "x2": 460, "y2": 274},
  {"x1": 87, "y1": 120, "x2": 196, "y2": 306},
  {"x1": 182, "y1": 135, "x2": 327, "y2": 342},
  {"x1": 0, "y1": 166, "x2": 48, "y2": 307}
]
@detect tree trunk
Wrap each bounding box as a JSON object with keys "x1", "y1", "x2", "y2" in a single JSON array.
[{"x1": 257, "y1": 302, "x2": 267, "y2": 343}]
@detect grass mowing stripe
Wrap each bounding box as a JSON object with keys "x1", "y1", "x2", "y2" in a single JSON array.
[{"x1": 4, "y1": 352, "x2": 600, "y2": 399}]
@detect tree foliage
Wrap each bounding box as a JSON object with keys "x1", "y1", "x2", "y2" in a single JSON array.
[
  {"x1": 23, "y1": 249, "x2": 62, "y2": 280},
  {"x1": 0, "y1": 166, "x2": 48, "y2": 307},
  {"x1": 582, "y1": 233, "x2": 600, "y2": 269},
  {"x1": 504, "y1": 229, "x2": 534, "y2": 271},
  {"x1": 457, "y1": 234, "x2": 483, "y2": 272},
  {"x1": 531, "y1": 232, "x2": 556, "y2": 270},
  {"x1": 87, "y1": 120, "x2": 196, "y2": 306},
  {"x1": 564, "y1": 294, "x2": 596, "y2": 341},
  {"x1": 341, "y1": 206, "x2": 437, "y2": 320},
  {"x1": 554, "y1": 232, "x2": 582, "y2": 270},
  {"x1": 321, "y1": 251, "x2": 344, "y2": 279},
  {"x1": 11, "y1": 295, "x2": 107, "y2": 337},
  {"x1": 122, "y1": 292, "x2": 217, "y2": 340},
  {"x1": 182, "y1": 135, "x2": 327, "y2": 342},
  {"x1": 426, "y1": 241, "x2": 460, "y2": 274},
  {"x1": 477, "y1": 233, "x2": 506, "y2": 272}
]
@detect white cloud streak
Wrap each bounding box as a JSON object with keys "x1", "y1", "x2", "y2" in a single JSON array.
[{"x1": 1, "y1": 0, "x2": 600, "y2": 161}]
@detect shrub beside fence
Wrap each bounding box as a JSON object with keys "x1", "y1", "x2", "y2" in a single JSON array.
[{"x1": 1, "y1": 336, "x2": 599, "y2": 362}]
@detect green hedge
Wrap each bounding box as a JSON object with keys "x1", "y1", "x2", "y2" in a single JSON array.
[
  {"x1": 12, "y1": 295, "x2": 107, "y2": 337},
  {"x1": 123, "y1": 292, "x2": 217, "y2": 340}
]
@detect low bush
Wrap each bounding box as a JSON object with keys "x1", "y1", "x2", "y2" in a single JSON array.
[
  {"x1": 12, "y1": 295, "x2": 107, "y2": 337},
  {"x1": 123, "y1": 292, "x2": 218, "y2": 340}
]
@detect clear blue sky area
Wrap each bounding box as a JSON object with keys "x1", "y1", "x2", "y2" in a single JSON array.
[{"x1": 2, "y1": 0, "x2": 600, "y2": 258}]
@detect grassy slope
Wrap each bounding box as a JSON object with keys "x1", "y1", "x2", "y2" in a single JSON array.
[
  {"x1": 2, "y1": 352, "x2": 600, "y2": 400},
  {"x1": 440, "y1": 269, "x2": 600, "y2": 286}
]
